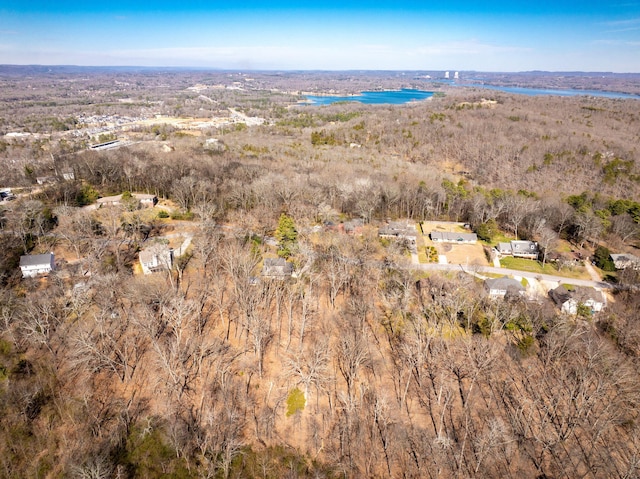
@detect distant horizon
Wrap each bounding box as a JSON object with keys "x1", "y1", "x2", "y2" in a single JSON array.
[
  {"x1": 2, "y1": 64, "x2": 640, "y2": 75},
  {"x1": 2, "y1": 2, "x2": 639, "y2": 72}
]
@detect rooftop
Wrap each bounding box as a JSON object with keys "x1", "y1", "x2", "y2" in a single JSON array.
[{"x1": 19, "y1": 253, "x2": 54, "y2": 267}]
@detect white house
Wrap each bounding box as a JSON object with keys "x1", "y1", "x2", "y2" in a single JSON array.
[
  {"x1": 497, "y1": 240, "x2": 539, "y2": 259},
  {"x1": 20, "y1": 253, "x2": 55, "y2": 278},
  {"x1": 610, "y1": 253, "x2": 640, "y2": 271},
  {"x1": 549, "y1": 285, "x2": 605, "y2": 315},
  {"x1": 484, "y1": 276, "x2": 525, "y2": 299},
  {"x1": 97, "y1": 193, "x2": 158, "y2": 208},
  {"x1": 61, "y1": 169, "x2": 75, "y2": 181},
  {"x1": 139, "y1": 244, "x2": 173, "y2": 274}
]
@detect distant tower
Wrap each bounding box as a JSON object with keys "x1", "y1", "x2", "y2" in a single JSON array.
[
  {"x1": 454, "y1": 71, "x2": 459, "y2": 80},
  {"x1": 444, "y1": 71, "x2": 450, "y2": 79}
]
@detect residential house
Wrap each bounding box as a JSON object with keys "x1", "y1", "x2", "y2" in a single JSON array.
[
  {"x1": 344, "y1": 218, "x2": 364, "y2": 235},
  {"x1": 262, "y1": 257, "x2": 293, "y2": 279},
  {"x1": 139, "y1": 244, "x2": 173, "y2": 274},
  {"x1": 549, "y1": 285, "x2": 605, "y2": 315},
  {"x1": 430, "y1": 231, "x2": 478, "y2": 244},
  {"x1": 610, "y1": 253, "x2": 640, "y2": 271},
  {"x1": 20, "y1": 253, "x2": 55, "y2": 278},
  {"x1": 97, "y1": 193, "x2": 158, "y2": 208},
  {"x1": 484, "y1": 276, "x2": 526, "y2": 299},
  {"x1": 36, "y1": 176, "x2": 58, "y2": 185},
  {"x1": 61, "y1": 169, "x2": 75, "y2": 181},
  {"x1": 379, "y1": 221, "x2": 418, "y2": 245},
  {"x1": 497, "y1": 240, "x2": 539, "y2": 259}
]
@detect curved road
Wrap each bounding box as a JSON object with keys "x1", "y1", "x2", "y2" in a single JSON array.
[{"x1": 405, "y1": 262, "x2": 614, "y2": 290}]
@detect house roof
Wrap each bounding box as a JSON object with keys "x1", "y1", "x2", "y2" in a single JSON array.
[
  {"x1": 139, "y1": 244, "x2": 172, "y2": 264},
  {"x1": 497, "y1": 242, "x2": 512, "y2": 252},
  {"x1": 611, "y1": 253, "x2": 639, "y2": 264},
  {"x1": 549, "y1": 285, "x2": 604, "y2": 306},
  {"x1": 262, "y1": 257, "x2": 293, "y2": 276},
  {"x1": 511, "y1": 240, "x2": 538, "y2": 252},
  {"x1": 97, "y1": 193, "x2": 157, "y2": 204},
  {"x1": 20, "y1": 253, "x2": 53, "y2": 267},
  {"x1": 380, "y1": 221, "x2": 417, "y2": 238},
  {"x1": 431, "y1": 231, "x2": 477, "y2": 242},
  {"x1": 484, "y1": 276, "x2": 525, "y2": 292}
]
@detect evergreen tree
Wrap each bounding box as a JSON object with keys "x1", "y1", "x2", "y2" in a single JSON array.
[{"x1": 275, "y1": 213, "x2": 297, "y2": 258}]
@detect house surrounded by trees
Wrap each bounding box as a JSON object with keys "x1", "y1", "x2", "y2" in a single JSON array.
[{"x1": 19, "y1": 252, "x2": 55, "y2": 278}]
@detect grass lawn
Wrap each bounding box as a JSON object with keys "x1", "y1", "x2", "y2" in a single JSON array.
[
  {"x1": 555, "y1": 239, "x2": 574, "y2": 253},
  {"x1": 484, "y1": 232, "x2": 515, "y2": 247},
  {"x1": 499, "y1": 256, "x2": 590, "y2": 279},
  {"x1": 483, "y1": 272, "x2": 505, "y2": 278}
]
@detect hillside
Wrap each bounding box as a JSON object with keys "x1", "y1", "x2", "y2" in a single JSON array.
[{"x1": 0, "y1": 70, "x2": 639, "y2": 478}]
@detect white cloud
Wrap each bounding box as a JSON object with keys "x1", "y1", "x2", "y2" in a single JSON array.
[
  {"x1": 593, "y1": 39, "x2": 640, "y2": 46},
  {"x1": 602, "y1": 17, "x2": 640, "y2": 26}
]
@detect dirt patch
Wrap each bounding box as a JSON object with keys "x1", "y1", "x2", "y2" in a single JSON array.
[
  {"x1": 421, "y1": 221, "x2": 489, "y2": 266},
  {"x1": 440, "y1": 244, "x2": 489, "y2": 266}
]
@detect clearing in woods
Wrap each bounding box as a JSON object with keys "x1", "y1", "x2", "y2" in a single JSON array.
[{"x1": 421, "y1": 221, "x2": 489, "y2": 266}]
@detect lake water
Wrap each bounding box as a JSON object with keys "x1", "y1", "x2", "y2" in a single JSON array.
[
  {"x1": 303, "y1": 88, "x2": 434, "y2": 105},
  {"x1": 302, "y1": 84, "x2": 640, "y2": 105},
  {"x1": 457, "y1": 83, "x2": 640, "y2": 100}
]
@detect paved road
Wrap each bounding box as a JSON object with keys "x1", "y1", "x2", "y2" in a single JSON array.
[{"x1": 407, "y1": 262, "x2": 614, "y2": 290}]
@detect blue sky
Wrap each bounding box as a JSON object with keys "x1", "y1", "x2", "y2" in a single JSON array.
[{"x1": 1, "y1": 1, "x2": 639, "y2": 71}]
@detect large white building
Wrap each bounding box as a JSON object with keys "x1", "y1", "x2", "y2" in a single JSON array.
[{"x1": 20, "y1": 253, "x2": 55, "y2": 278}]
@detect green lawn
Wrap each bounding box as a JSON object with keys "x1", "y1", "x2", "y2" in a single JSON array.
[
  {"x1": 499, "y1": 256, "x2": 590, "y2": 279},
  {"x1": 483, "y1": 232, "x2": 515, "y2": 246}
]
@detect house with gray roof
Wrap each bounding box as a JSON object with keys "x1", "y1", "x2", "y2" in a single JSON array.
[
  {"x1": 549, "y1": 285, "x2": 605, "y2": 315},
  {"x1": 380, "y1": 221, "x2": 418, "y2": 245},
  {"x1": 20, "y1": 253, "x2": 55, "y2": 278},
  {"x1": 139, "y1": 244, "x2": 173, "y2": 274},
  {"x1": 430, "y1": 231, "x2": 477, "y2": 244},
  {"x1": 496, "y1": 240, "x2": 538, "y2": 259},
  {"x1": 484, "y1": 276, "x2": 526, "y2": 299},
  {"x1": 97, "y1": 193, "x2": 157, "y2": 208},
  {"x1": 262, "y1": 257, "x2": 293, "y2": 279},
  {"x1": 610, "y1": 253, "x2": 640, "y2": 270}
]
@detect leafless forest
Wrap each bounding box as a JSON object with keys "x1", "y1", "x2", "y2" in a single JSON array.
[{"x1": 1, "y1": 67, "x2": 639, "y2": 478}]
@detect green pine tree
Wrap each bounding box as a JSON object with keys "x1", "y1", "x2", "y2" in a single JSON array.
[{"x1": 275, "y1": 213, "x2": 297, "y2": 258}]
